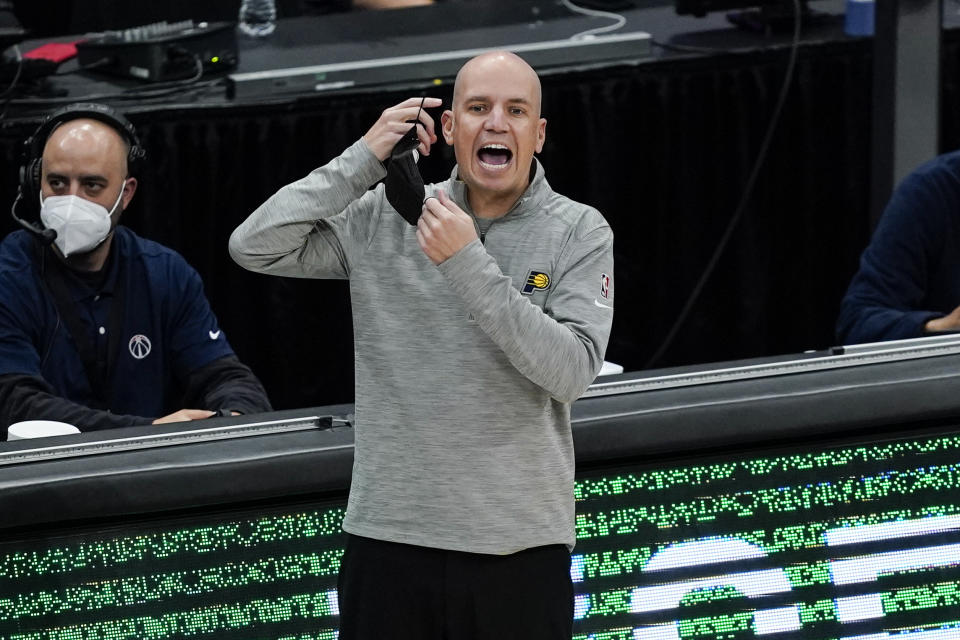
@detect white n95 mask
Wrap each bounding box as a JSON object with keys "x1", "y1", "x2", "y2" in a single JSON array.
[{"x1": 39, "y1": 185, "x2": 124, "y2": 258}]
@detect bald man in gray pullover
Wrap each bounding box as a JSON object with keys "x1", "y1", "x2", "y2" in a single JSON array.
[{"x1": 230, "y1": 51, "x2": 614, "y2": 639}]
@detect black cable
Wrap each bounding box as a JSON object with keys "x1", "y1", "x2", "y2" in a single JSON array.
[
  {"x1": 652, "y1": 38, "x2": 771, "y2": 55},
  {"x1": 0, "y1": 45, "x2": 23, "y2": 99},
  {"x1": 6, "y1": 80, "x2": 223, "y2": 107},
  {"x1": 54, "y1": 57, "x2": 111, "y2": 76},
  {"x1": 0, "y1": 45, "x2": 25, "y2": 121},
  {"x1": 644, "y1": 0, "x2": 803, "y2": 369},
  {"x1": 121, "y1": 52, "x2": 203, "y2": 92}
]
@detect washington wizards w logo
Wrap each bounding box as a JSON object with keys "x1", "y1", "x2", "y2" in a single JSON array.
[{"x1": 128, "y1": 334, "x2": 152, "y2": 360}]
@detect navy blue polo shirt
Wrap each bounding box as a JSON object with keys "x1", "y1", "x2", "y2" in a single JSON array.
[
  {"x1": 0, "y1": 227, "x2": 236, "y2": 418},
  {"x1": 837, "y1": 150, "x2": 960, "y2": 343}
]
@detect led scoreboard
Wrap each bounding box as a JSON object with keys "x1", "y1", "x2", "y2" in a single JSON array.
[
  {"x1": 3, "y1": 428, "x2": 960, "y2": 639},
  {"x1": 571, "y1": 432, "x2": 960, "y2": 640},
  {"x1": 3, "y1": 339, "x2": 960, "y2": 639}
]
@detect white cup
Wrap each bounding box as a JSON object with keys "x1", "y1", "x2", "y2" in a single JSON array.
[
  {"x1": 7, "y1": 420, "x2": 81, "y2": 440},
  {"x1": 598, "y1": 360, "x2": 624, "y2": 376}
]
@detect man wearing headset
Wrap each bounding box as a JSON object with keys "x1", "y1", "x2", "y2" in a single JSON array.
[{"x1": 0, "y1": 103, "x2": 271, "y2": 433}]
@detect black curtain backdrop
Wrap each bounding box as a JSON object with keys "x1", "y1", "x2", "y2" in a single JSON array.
[{"x1": 3, "y1": 34, "x2": 943, "y2": 411}]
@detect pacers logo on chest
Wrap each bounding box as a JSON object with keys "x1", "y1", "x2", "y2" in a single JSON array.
[{"x1": 521, "y1": 270, "x2": 550, "y2": 295}]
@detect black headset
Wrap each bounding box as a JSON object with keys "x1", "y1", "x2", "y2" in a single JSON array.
[{"x1": 12, "y1": 102, "x2": 146, "y2": 241}]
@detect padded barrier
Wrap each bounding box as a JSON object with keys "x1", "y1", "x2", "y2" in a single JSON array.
[{"x1": 2, "y1": 340, "x2": 960, "y2": 532}]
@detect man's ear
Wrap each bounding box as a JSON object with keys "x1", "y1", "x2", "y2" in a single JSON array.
[
  {"x1": 441, "y1": 110, "x2": 454, "y2": 145},
  {"x1": 121, "y1": 177, "x2": 138, "y2": 210},
  {"x1": 535, "y1": 117, "x2": 546, "y2": 154}
]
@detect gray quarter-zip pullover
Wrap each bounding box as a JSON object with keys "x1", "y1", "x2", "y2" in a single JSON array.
[{"x1": 230, "y1": 139, "x2": 614, "y2": 554}]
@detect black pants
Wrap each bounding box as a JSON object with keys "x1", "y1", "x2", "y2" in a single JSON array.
[{"x1": 337, "y1": 534, "x2": 574, "y2": 640}]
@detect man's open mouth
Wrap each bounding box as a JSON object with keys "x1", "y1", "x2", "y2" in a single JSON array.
[{"x1": 477, "y1": 144, "x2": 513, "y2": 170}]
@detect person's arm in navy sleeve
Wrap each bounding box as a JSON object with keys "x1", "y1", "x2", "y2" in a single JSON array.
[
  {"x1": 836, "y1": 159, "x2": 957, "y2": 344},
  {"x1": 0, "y1": 373, "x2": 151, "y2": 434},
  {"x1": 163, "y1": 257, "x2": 272, "y2": 416},
  {"x1": 180, "y1": 355, "x2": 272, "y2": 416},
  {"x1": 924, "y1": 304, "x2": 960, "y2": 333}
]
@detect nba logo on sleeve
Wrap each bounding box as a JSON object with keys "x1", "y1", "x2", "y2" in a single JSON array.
[{"x1": 600, "y1": 273, "x2": 610, "y2": 299}]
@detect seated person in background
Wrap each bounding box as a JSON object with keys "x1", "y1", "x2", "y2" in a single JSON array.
[
  {"x1": 837, "y1": 151, "x2": 960, "y2": 344},
  {"x1": 0, "y1": 103, "x2": 271, "y2": 434}
]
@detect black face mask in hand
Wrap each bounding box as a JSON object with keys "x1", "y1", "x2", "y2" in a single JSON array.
[{"x1": 385, "y1": 99, "x2": 427, "y2": 226}]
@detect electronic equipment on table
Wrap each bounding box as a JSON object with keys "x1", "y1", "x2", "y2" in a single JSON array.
[{"x1": 76, "y1": 20, "x2": 237, "y2": 82}]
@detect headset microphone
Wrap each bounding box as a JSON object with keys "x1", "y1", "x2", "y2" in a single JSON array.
[{"x1": 10, "y1": 190, "x2": 57, "y2": 244}]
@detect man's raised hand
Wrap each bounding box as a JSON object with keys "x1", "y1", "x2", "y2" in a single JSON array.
[{"x1": 362, "y1": 97, "x2": 443, "y2": 162}]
